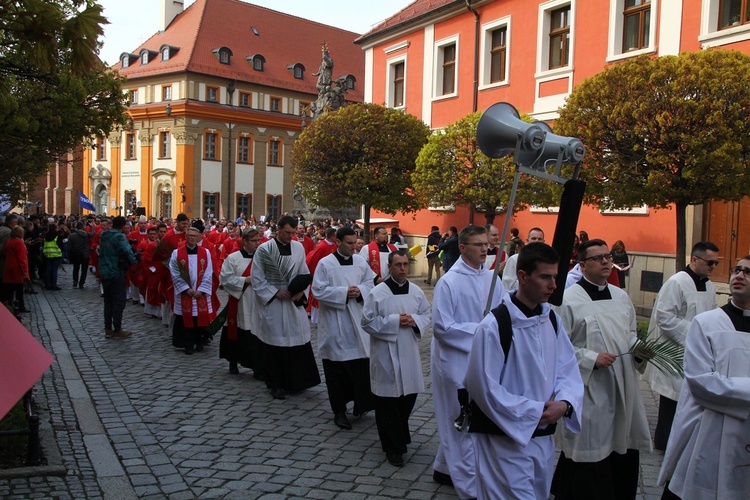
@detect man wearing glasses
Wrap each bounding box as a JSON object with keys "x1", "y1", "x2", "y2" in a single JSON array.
[
  {"x1": 658, "y1": 257, "x2": 750, "y2": 500},
  {"x1": 645, "y1": 241, "x2": 718, "y2": 450},
  {"x1": 552, "y1": 239, "x2": 651, "y2": 500}
]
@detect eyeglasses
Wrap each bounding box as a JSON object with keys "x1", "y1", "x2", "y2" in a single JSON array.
[
  {"x1": 731, "y1": 266, "x2": 750, "y2": 277},
  {"x1": 583, "y1": 254, "x2": 613, "y2": 263},
  {"x1": 247, "y1": 238, "x2": 262, "y2": 243},
  {"x1": 696, "y1": 256, "x2": 720, "y2": 267},
  {"x1": 463, "y1": 242, "x2": 490, "y2": 248}
]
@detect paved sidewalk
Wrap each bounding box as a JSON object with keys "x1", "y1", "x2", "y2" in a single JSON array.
[{"x1": 1, "y1": 271, "x2": 666, "y2": 498}]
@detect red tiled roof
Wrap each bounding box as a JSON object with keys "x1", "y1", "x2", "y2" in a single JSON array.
[
  {"x1": 114, "y1": 0, "x2": 364, "y2": 100},
  {"x1": 356, "y1": 0, "x2": 462, "y2": 44}
]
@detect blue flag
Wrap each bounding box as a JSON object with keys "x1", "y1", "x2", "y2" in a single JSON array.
[{"x1": 79, "y1": 192, "x2": 97, "y2": 212}]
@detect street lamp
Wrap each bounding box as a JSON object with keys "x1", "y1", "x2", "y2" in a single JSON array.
[{"x1": 226, "y1": 80, "x2": 235, "y2": 220}]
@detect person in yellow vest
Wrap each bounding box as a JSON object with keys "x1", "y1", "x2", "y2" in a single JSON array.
[{"x1": 42, "y1": 223, "x2": 64, "y2": 290}]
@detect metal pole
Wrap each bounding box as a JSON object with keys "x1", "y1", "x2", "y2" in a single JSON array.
[
  {"x1": 484, "y1": 166, "x2": 521, "y2": 316},
  {"x1": 227, "y1": 123, "x2": 232, "y2": 219}
]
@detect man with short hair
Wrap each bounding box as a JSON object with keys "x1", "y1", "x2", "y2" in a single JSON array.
[
  {"x1": 552, "y1": 239, "x2": 651, "y2": 499},
  {"x1": 354, "y1": 236, "x2": 365, "y2": 254},
  {"x1": 360, "y1": 226, "x2": 397, "y2": 283},
  {"x1": 98, "y1": 216, "x2": 138, "y2": 338},
  {"x1": 502, "y1": 227, "x2": 545, "y2": 291},
  {"x1": 362, "y1": 250, "x2": 431, "y2": 467},
  {"x1": 170, "y1": 226, "x2": 216, "y2": 355},
  {"x1": 657, "y1": 255, "x2": 750, "y2": 500},
  {"x1": 465, "y1": 243, "x2": 583, "y2": 498},
  {"x1": 252, "y1": 215, "x2": 321, "y2": 399},
  {"x1": 484, "y1": 224, "x2": 506, "y2": 272},
  {"x1": 295, "y1": 223, "x2": 315, "y2": 254},
  {"x1": 438, "y1": 226, "x2": 460, "y2": 272},
  {"x1": 645, "y1": 241, "x2": 718, "y2": 450},
  {"x1": 68, "y1": 221, "x2": 93, "y2": 288},
  {"x1": 312, "y1": 227, "x2": 377, "y2": 430},
  {"x1": 431, "y1": 224, "x2": 505, "y2": 497},
  {"x1": 424, "y1": 225, "x2": 442, "y2": 286}
]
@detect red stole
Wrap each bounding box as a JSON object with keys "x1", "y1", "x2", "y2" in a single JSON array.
[
  {"x1": 367, "y1": 241, "x2": 397, "y2": 276},
  {"x1": 226, "y1": 258, "x2": 253, "y2": 340},
  {"x1": 489, "y1": 250, "x2": 507, "y2": 270},
  {"x1": 177, "y1": 245, "x2": 213, "y2": 327}
]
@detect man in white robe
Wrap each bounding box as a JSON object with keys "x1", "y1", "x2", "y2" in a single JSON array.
[
  {"x1": 464, "y1": 242, "x2": 583, "y2": 499},
  {"x1": 219, "y1": 228, "x2": 263, "y2": 376},
  {"x1": 658, "y1": 255, "x2": 750, "y2": 500},
  {"x1": 252, "y1": 216, "x2": 320, "y2": 400},
  {"x1": 552, "y1": 239, "x2": 652, "y2": 499},
  {"x1": 312, "y1": 227, "x2": 377, "y2": 431},
  {"x1": 645, "y1": 241, "x2": 718, "y2": 450},
  {"x1": 502, "y1": 228, "x2": 545, "y2": 291},
  {"x1": 362, "y1": 250, "x2": 431, "y2": 467},
  {"x1": 431, "y1": 225, "x2": 505, "y2": 498},
  {"x1": 359, "y1": 225, "x2": 397, "y2": 282}
]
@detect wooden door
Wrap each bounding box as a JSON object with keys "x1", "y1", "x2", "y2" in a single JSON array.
[{"x1": 703, "y1": 197, "x2": 750, "y2": 282}]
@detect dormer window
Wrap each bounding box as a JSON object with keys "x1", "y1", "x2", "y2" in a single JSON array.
[
  {"x1": 287, "y1": 63, "x2": 305, "y2": 79},
  {"x1": 213, "y1": 46, "x2": 233, "y2": 65},
  {"x1": 119, "y1": 52, "x2": 137, "y2": 68},
  {"x1": 342, "y1": 74, "x2": 356, "y2": 90},
  {"x1": 139, "y1": 49, "x2": 158, "y2": 65},
  {"x1": 141, "y1": 52, "x2": 149, "y2": 65},
  {"x1": 248, "y1": 54, "x2": 265, "y2": 71},
  {"x1": 159, "y1": 44, "x2": 180, "y2": 62}
]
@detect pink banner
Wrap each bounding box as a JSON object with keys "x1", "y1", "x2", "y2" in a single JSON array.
[{"x1": 0, "y1": 306, "x2": 53, "y2": 420}]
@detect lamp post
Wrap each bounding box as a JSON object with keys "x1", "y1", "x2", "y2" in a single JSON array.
[{"x1": 226, "y1": 80, "x2": 235, "y2": 220}]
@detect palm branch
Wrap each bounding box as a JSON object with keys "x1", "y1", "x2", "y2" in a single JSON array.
[{"x1": 619, "y1": 325, "x2": 684, "y2": 378}]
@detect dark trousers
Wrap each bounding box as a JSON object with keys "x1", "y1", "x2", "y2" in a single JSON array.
[
  {"x1": 374, "y1": 393, "x2": 417, "y2": 455},
  {"x1": 28, "y1": 250, "x2": 39, "y2": 280},
  {"x1": 322, "y1": 358, "x2": 374, "y2": 415},
  {"x1": 552, "y1": 449, "x2": 640, "y2": 500},
  {"x1": 654, "y1": 395, "x2": 677, "y2": 451},
  {"x1": 2, "y1": 283, "x2": 25, "y2": 310},
  {"x1": 71, "y1": 254, "x2": 89, "y2": 287},
  {"x1": 102, "y1": 275, "x2": 127, "y2": 331},
  {"x1": 43, "y1": 257, "x2": 61, "y2": 289},
  {"x1": 261, "y1": 342, "x2": 321, "y2": 393}
]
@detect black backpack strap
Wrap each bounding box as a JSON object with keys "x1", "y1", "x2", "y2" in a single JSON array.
[
  {"x1": 490, "y1": 303, "x2": 513, "y2": 361},
  {"x1": 549, "y1": 309, "x2": 558, "y2": 335}
]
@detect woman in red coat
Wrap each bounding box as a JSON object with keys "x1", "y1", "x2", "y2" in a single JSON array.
[{"x1": 3, "y1": 226, "x2": 30, "y2": 312}]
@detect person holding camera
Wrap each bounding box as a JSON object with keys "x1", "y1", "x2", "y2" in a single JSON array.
[{"x1": 98, "y1": 216, "x2": 138, "y2": 338}]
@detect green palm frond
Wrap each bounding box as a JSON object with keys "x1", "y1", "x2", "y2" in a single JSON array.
[
  {"x1": 621, "y1": 325, "x2": 684, "y2": 378},
  {"x1": 256, "y1": 242, "x2": 294, "y2": 286}
]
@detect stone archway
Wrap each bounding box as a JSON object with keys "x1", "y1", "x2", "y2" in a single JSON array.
[{"x1": 88, "y1": 164, "x2": 111, "y2": 215}]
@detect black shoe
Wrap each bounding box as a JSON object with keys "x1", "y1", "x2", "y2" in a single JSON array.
[
  {"x1": 132, "y1": 300, "x2": 139, "y2": 305},
  {"x1": 253, "y1": 372, "x2": 266, "y2": 382},
  {"x1": 270, "y1": 388, "x2": 285, "y2": 400},
  {"x1": 52, "y1": 286, "x2": 62, "y2": 291},
  {"x1": 195, "y1": 343, "x2": 204, "y2": 352},
  {"x1": 433, "y1": 470, "x2": 453, "y2": 486},
  {"x1": 423, "y1": 279, "x2": 431, "y2": 285},
  {"x1": 184, "y1": 347, "x2": 194, "y2": 355},
  {"x1": 25, "y1": 289, "x2": 38, "y2": 295},
  {"x1": 386, "y1": 452, "x2": 405, "y2": 467},
  {"x1": 79, "y1": 284, "x2": 85, "y2": 289},
  {"x1": 333, "y1": 412, "x2": 352, "y2": 430},
  {"x1": 229, "y1": 362, "x2": 239, "y2": 375}
]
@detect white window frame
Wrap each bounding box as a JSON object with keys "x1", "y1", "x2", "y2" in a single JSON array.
[
  {"x1": 607, "y1": 0, "x2": 657, "y2": 62},
  {"x1": 433, "y1": 35, "x2": 459, "y2": 100},
  {"x1": 699, "y1": 0, "x2": 750, "y2": 47},
  {"x1": 533, "y1": 0, "x2": 575, "y2": 118},
  {"x1": 161, "y1": 47, "x2": 170, "y2": 61},
  {"x1": 385, "y1": 55, "x2": 407, "y2": 110},
  {"x1": 479, "y1": 16, "x2": 512, "y2": 90}
]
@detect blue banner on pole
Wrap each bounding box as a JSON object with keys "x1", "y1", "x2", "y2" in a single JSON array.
[{"x1": 79, "y1": 192, "x2": 97, "y2": 212}]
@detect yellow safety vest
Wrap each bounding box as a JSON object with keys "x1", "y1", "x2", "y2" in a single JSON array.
[{"x1": 43, "y1": 237, "x2": 62, "y2": 258}]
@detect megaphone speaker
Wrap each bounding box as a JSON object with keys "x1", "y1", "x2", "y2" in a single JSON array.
[
  {"x1": 516, "y1": 122, "x2": 585, "y2": 170},
  {"x1": 477, "y1": 102, "x2": 546, "y2": 159}
]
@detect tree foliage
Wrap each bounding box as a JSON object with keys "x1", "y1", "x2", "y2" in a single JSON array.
[
  {"x1": 0, "y1": 0, "x2": 127, "y2": 205},
  {"x1": 411, "y1": 111, "x2": 558, "y2": 225},
  {"x1": 291, "y1": 103, "x2": 430, "y2": 237},
  {"x1": 555, "y1": 50, "x2": 750, "y2": 269}
]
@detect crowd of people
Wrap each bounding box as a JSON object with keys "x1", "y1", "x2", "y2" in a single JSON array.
[{"x1": 1, "y1": 210, "x2": 746, "y2": 499}]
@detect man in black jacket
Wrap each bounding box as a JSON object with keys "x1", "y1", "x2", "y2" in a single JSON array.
[{"x1": 424, "y1": 226, "x2": 442, "y2": 285}]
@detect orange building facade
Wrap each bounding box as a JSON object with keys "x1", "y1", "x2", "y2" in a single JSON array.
[{"x1": 356, "y1": 0, "x2": 750, "y2": 286}]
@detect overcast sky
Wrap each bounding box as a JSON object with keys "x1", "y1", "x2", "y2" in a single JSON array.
[{"x1": 97, "y1": 0, "x2": 414, "y2": 65}]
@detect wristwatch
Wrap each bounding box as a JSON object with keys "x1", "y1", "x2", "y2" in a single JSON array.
[{"x1": 562, "y1": 400, "x2": 573, "y2": 418}]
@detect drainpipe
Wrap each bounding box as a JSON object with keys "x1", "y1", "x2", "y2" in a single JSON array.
[{"x1": 465, "y1": 0, "x2": 480, "y2": 113}]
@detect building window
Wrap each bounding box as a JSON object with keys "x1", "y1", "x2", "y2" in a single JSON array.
[
  {"x1": 125, "y1": 190, "x2": 137, "y2": 214},
  {"x1": 129, "y1": 89, "x2": 138, "y2": 105},
  {"x1": 205, "y1": 132, "x2": 218, "y2": 160},
  {"x1": 160, "y1": 190, "x2": 172, "y2": 218},
  {"x1": 250, "y1": 55, "x2": 265, "y2": 71},
  {"x1": 267, "y1": 195, "x2": 282, "y2": 222},
  {"x1": 161, "y1": 47, "x2": 170, "y2": 61},
  {"x1": 270, "y1": 96, "x2": 281, "y2": 112},
  {"x1": 121, "y1": 54, "x2": 129, "y2": 68},
  {"x1": 203, "y1": 192, "x2": 219, "y2": 219},
  {"x1": 215, "y1": 47, "x2": 232, "y2": 65},
  {"x1": 490, "y1": 27, "x2": 508, "y2": 84},
  {"x1": 623, "y1": 0, "x2": 651, "y2": 51},
  {"x1": 549, "y1": 6, "x2": 571, "y2": 69},
  {"x1": 162, "y1": 85, "x2": 172, "y2": 101},
  {"x1": 299, "y1": 101, "x2": 311, "y2": 116},
  {"x1": 343, "y1": 75, "x2": 356, "y2": 90},
  {"x1": 239, "y1": 92, "x2": 251, "y2": 107},
  {"x1": 206, "y1": 86, "x2": 218, "y2": 102},
  {"x1": 439, "y1": 43, "x2": 457, "y2": 95},
  {"x1": 125, "y1": 133, "x2": 136, "y2": 160},
  {"x1": 238, "y1": 136, "x2": 252, "y2": 163},
  {"x1": 236, "y1": 194, "x2": 251, "y2": 218},
  {"x1": 268, "y1": 139, "x2": 281, "y2": 166},
  {"x1": 159, "y1": 131, "x2": 171, "y2": 159},
  {"x1": 141, "y1": 52, "x2": 149, "y2": 65},
  {"x1": 96, "y1": 136, "x2": 107, "y2": 161},
  {"x1": 719, "y1": 0, "x2": 750, "y2": 28},
  {"x1": 389, "y1": 60, "x2": 405, "y2": 108}
]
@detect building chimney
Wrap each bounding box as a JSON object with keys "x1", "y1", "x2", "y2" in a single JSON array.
[{"x1": 161, "y1": 0, "x2": 184, "y2": 32}]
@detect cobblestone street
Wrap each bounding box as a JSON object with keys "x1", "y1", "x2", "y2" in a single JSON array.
[{"x1": 1, "y1": 268, "x2": 666, "y2": 498}]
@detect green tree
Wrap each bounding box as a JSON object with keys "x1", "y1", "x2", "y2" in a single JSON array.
[
  {"x1": 411, "y1": 111, "x2": 558, "y2": 225},
  {"x1": 292, "y1": 103, "x2": 430, "y2": 239},
  {"x1": 0, "y1": 0, "x2": 126, "y2": 205},
  {"x1": 556, "y1": 50, "x2": 750, "y2": 270}
]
